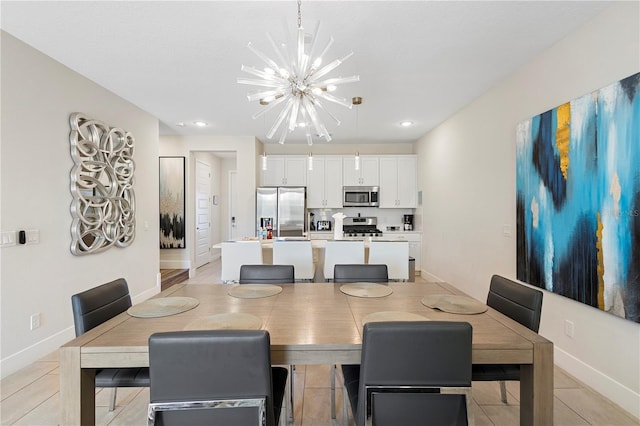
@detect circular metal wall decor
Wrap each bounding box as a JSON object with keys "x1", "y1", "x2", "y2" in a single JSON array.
[{"x1": 69, "y1": 112, "x2": 136, "y2": 255}]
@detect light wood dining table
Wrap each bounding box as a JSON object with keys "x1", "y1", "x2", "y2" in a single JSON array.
[{"x1": 60, "y1": 281, "x2": 553, "y2": 425}]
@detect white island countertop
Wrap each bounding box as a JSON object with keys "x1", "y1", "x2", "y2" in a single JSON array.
[{"x1": 213, "y1": 237, "x2": 413, "y2": 249}]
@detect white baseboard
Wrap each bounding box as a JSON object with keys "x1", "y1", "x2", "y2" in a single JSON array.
[
  {"x1": 0, "y1": 327, "x2": 75, "y2": 379},
  {"x1": 555, "y1": 347, "x2": 640, "y2": 420},
  {"x1": 422, "y1": 270, "x2": 444, "y2": 282}
]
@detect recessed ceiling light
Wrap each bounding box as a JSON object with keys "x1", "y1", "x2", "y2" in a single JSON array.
[
  {"x1": 193, "y1": 121, "x2": 208, "y2": 127},
  {"x1": 176, "y1": 122, "x2": 186, "y2": 127},
  {"x1": 400, "y1": 120, "x2": 414, "y2": 127}
]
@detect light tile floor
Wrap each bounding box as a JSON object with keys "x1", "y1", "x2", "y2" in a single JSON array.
[{"x1": 2, "y1": 260, "x2": 637, "y2": 425}]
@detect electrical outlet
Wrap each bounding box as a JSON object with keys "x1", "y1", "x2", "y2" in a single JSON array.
[
  {"x1": 25, "y1": 229, "x2": 40, "y2": 244},
  {"x1": 564, "y1": 320, "x2": 574, "y2": 338},
  {"x1": 30, "y1": 313, "x2": 41, "y2": 330}
]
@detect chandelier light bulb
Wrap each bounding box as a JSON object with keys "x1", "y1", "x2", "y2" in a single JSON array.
[{"x1": 238, "y1": 1, "x2": 359, "y2": 145}]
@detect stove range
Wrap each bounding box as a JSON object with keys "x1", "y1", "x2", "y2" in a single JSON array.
[{"x1": 342, "y1": 216, "x2": 383, "y2": 238}]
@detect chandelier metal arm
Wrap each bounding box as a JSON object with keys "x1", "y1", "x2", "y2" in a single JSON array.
[{"x1": 251, "y1": 95, "x2": 288, "y2": 120}]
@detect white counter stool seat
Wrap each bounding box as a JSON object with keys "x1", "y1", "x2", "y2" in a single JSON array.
[
  {"x1": 323, "y1": 240, "x2": 365, "y2": 281},
  {"x1": 368, "y1": 241, "x2": 409, "y2": 281},
  {"x1": 221, "y1": 241, "x2": 262, "y2": 283},
  {"x1": 273, "y1": 240, "x2": 315, "y2": 281}
]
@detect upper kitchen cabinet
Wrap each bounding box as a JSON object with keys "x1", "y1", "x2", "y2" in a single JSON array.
[
  {"x1": 379, "y1": 156, "x2": 417, "y2": 208},
  {"x1": 261, "y1": 156, "x2": 307, "y2": 186},
  {"x1": 343, "y1": 156, "x2": 379, "y2": 186},
  {"x1": 307, "y1": 156, "x2": 343, "y2": 208}
]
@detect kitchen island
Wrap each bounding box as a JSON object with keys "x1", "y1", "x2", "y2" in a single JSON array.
[{"x1": 213, "y1": 237, "x2": 416, "y2": 281}]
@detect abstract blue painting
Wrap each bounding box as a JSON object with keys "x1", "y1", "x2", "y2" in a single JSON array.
[{"x1": 516, "y1": 72, "x2": 640, "y2": 323}]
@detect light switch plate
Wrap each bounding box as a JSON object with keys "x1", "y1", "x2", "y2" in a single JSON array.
[
  {"x1": 25, "y1": 229, "x2": 40, "y2": 244},
  {"x1": 1, "y1": 231, "x2": 16, "y2": 247}
]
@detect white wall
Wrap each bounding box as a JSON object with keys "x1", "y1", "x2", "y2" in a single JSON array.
[
  {"x1": 159, "y1": 136, "x2": 257, "y2": 274},
  {"x1": 0, "y1": 32, "x2": 160, "y2": 377},
  {"x1": 415, "y1": 3, "x2": 639, "y2": 417}
]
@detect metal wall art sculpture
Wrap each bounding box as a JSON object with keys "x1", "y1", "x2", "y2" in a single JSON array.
[{"x1": 69, "y1": 113, "x2": 136, "y2": 255}]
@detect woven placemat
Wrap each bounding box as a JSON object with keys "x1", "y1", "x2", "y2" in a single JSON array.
[
  {"x1": 228, "y1": 284, "x2": 283, "y2": 299},
  {"x1": 421, "y1": 294, "x2": 487, "y2": 314},
  {"x1": 362, "y1": 311, "x2": 429, "y2": 325},
  {"x1": 184, "y1": 313, "x2": 262, "y2": 330},
  {"x1": 339, "y1": 283, "x2": 393, "y2": 298},
  {"x1": 127, "y1": 297, "x2": 199, "y2": 318}
]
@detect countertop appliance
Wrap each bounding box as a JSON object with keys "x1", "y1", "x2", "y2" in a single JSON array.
[
  {"x1": 403, "y1": 214, "x2": 414, "y2": 231},
  {"x1": 317, "y1": 220, "x2": 332, "y2": 231},
  {"x1": 343, "y1": 216, "x2": 384, "y2": 238},
  {"x1": 256, "y1": 187, "x2": 306, "y2": 238},
  {"x1": 343, "y1": 186, "x2": 379, "y2": 207}
]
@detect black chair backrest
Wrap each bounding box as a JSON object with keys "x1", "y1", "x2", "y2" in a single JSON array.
[
  {"x1": 333, "y1": 264, "x2": 388, "y2": 283},
  {"x1": 71, "y1": 278, "x2": 132, "y2": 337},
  {"x1": 239, "y1": 264, "x2": 294, "y2": 284},
  {"x1": 487, "y1": 275, "x2": 543, "y2": 332},
  {"x1": 356, "y1": 321, "x2": 472, "y2": 426},
  {"x1": 149, "y1": 330, "x2": 277, "y2": 426}
]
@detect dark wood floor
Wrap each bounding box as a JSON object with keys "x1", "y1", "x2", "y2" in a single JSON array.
[{"x1": 159, "y1": 268, "x2": 189, "y2": 290}]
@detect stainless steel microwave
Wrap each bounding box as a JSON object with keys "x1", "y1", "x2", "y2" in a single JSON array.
[{"x1": 343, "y1": 186, "x2": 379, "y2": 207}]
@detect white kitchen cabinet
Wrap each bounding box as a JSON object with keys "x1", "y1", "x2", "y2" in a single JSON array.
[
  {"x1": 261, "y1": 156, "x2": 307, "y2": 186},
  {"x1": 379, "y1": 156, "x2": 417, "y2": 208},
  {"x1": 307, "y1": 156, "x2": 343, "y2": 208},
  {"x1": 343, "y1": 156, "x2": 379, "y2": 186}
]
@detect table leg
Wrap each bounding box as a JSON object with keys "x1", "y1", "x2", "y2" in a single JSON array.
[
  {"x1": 520, "y1": 340, "x2": 553, "y2": 426},
  {"x1": 60, "y1": 346, "x2": 95, "y2": 426}
]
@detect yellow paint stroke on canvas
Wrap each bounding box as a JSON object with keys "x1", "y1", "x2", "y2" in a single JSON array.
[
  {"x1": 556, "y1": 103, "x2": 570, "y2": 180},
  {"x1": 596, "y1": 212, "x2": 604, "y2": 310}
]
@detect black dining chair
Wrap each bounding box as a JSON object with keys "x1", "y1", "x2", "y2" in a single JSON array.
[
  {"x1": 333, "y1": 264, "x2": 389, "y2": 283},
  {"x1": 342, "y1": 321, "x2": 473, "y2": 426},
  {"x1": 147, "y1": 330, "x2": 288, "y2": 426},
  {"x1": 472, "y1": 274, "x2": 543, "y2": 403},
  {"x1": 332, "y1": 263, "x2": 388, "y2": 419},
  {"x1": 238, "y1": 263, "x2": 295, "y2": 423},
  {"x1": 71, "y1": 278, "x2": 150, "y2": 411},
  {"x1": 239, "y1": 264, "x2": 295, "y2": 284}
]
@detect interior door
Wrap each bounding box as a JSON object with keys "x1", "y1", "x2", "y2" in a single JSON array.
[
  {"x1": 195, "y1": 160, "x2": 211, "y2": 268},
  {"x1": 229, "y1": 170, "x2": 240, "y2": 240}
]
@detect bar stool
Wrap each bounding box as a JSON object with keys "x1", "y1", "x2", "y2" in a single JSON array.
[
  {"x1": 368, "y1": 241, "x2": 409, "y2": 281},
  {"x1": 323, "y1": 240, "x2": 365, "y2": 281},
  {"x1": 221, "y1": 241, "x2": 262, "y2": 283},
  {"x1": 273, "y1": 240, "x2": 315, "y2": 281}
]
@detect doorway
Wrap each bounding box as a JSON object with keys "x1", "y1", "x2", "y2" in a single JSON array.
[{"x1": 195, "y1": 160, "x2": 211, "y2": 268}]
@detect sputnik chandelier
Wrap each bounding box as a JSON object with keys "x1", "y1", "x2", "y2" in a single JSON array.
[{"x1": 238, "y1": 0, "x2": 359, "y2": 145}]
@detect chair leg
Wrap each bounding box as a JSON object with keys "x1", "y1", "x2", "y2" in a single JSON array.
[
  {"x1": 499, "y1": 380, "x2": 508, "y2": 404},
  {"x1": 289, "y1": 365, "x2": 294, "y2": 423},
  {"x1": 343, "y1": 378, "x2": 349, "y2": 426},
  {"x1": 331, "y1": 364, "x2": 336, "y2": 419},
  {"x1": 109, "y1": 388, "x2": 117, "y2": 411}
]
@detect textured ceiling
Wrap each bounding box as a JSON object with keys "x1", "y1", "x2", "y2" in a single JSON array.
[{"x1": 1, "y1": 1, "x2": 611, "y2": 144}]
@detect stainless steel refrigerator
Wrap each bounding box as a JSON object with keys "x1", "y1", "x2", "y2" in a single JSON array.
[{"x1": 256, "y1": 187, "x2": 306, "y2": 237}]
